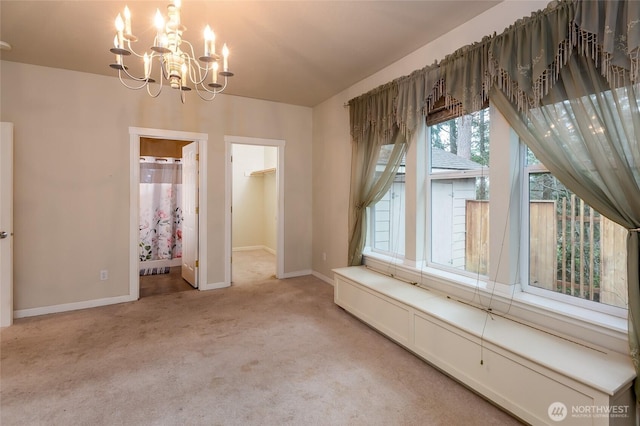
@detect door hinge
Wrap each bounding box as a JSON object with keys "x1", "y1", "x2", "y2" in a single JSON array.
[
  {"x1": 196, "y1": 154, "x2": 199, "y2": 161},
  {"x1": 196, "y1": 207, "x2": 199, "y2": 214},
  {"x1": 195, "y1": 260, "x2": 199, "y2": 268}
]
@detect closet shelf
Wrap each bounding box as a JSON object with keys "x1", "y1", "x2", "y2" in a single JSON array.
[{"x1": 249, "y1": 167, "x2": 276, "y2": 176}]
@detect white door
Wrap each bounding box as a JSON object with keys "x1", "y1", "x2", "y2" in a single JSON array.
[
  {"x1": 181, "y1": 142, "x2": 198, "y2": 288},
  {"x1": 0, "y1": 123, "x2": 14, "y2": 327}
]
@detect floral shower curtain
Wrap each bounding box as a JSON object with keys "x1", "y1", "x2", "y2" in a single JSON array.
[{"x1": 139, "y1": 157, "x2": 183, "y2": 272}]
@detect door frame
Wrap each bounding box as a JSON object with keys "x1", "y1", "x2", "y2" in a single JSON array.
[
  {"x1": 129, "y1": 127, "x2": 208, "y2": 299},
  {"x1": 224, "y1": 135, "x2": 285, "y2": 285},
  {"x1": 0, "y1": 122, "x2": 13, "y2": 327}
]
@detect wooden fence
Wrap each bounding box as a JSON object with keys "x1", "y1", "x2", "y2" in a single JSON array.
[{"x1": 466, "y1": 197, "x2": 627, "y2": 308}]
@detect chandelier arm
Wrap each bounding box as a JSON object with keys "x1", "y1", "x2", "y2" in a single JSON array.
[
  {"x1": 118, "y1": 71, "x2": 150, "y2": 90},
  {"x1": 124, "y1": 40, "x2": 146, "y2": 59},
  {"x1": 194, "y1": 85, "x2": 218, "y2": 101},
  {"x1": 181, "y1": 42, "x2": 211, "y2": 85},
  {"x1": 145, "y1": 77, "x2": 164, "y2": 98},
  {"x1": 159, "y1": 56, "x2": 171, "y2": 81},
  {"x1": 186, "y1": 56, "x2": 211, "y2": 87},
  {"x1": 117, "y1": 56, "x2": 152, "y2": 83},
  {"x1": 193, "y1": 80, "x2": 220, "y2": 97}
]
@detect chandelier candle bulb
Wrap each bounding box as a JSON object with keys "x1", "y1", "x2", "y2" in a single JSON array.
[
  {"x1": 115, "y1": 14, "x2": 125, "y2": 49},
  {"x1": 154, "y1": 9, "x2": 165, "y2": 47},
  {"x1": 212, "y1": 62, "x2": 218, "y2": 84},
  {"x1": 204, "y1": 26, "x2": 215, "y2": 57},
  {"x1": 222, "y1": 43, "x2": 229, "y2": 72},
  {"x1": 143, "y1": 53, "x2": 150, "y2": 79},
  {"x1": 123, "y1": 6, "x2": 132, "y2": 37}
]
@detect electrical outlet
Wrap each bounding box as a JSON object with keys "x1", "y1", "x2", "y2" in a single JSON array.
[
  {"x1": 322, "y1": 252, "x2": 327, "y2": 261},
  {"x1": 100, "y1": 270, "x2": 108, "y2": 281}
]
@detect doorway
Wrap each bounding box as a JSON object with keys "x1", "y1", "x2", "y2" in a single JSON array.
[
  {"x1": 129, "y1": 127, "x2": 208, "y2": 300},
  {"x1": 138, "y1": 137, "x2": 196, "y2": 297},
  {"x1": 224, "y1": 136, "x2": 285, "y2": 286}
]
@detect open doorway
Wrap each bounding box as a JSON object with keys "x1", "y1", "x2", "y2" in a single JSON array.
[
  {"x1": 129, "y1": 127, "x2": 209, "y2": 300},
  {"x1": 138, "y1": 137, "x2": 196, "y2": 297},
  {"x1": 224, "y1": 136, "x2": 285, "y2": 286},
  {"x1": 231, "y1": 144, "x2": 277, "y2": 284}
]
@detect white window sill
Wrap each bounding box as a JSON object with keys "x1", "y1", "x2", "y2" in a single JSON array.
[{"x1": 362, "y1": 251, "x2": 629, "y2": 355}]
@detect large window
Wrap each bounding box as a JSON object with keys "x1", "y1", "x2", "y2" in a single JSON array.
[
  {"x1": 525, "y1": 149, "x2": 628, "y2": 309},
  {"x1": 428, "y1": 108, "x2": 490, "y2": 275},
  {"x1": 363, "y1": 103, "x2": 627, "y2": 317}
]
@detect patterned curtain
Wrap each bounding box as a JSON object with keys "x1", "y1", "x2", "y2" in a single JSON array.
[{"x1": 139, "y1": 157, "x2": 183, "y2": 265}]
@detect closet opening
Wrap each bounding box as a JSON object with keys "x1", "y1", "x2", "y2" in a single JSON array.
[{"x1": 224, "y1": 136, "x2": 285, "y2": 286}]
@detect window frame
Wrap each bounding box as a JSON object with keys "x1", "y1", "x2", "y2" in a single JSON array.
[
  {"x1": 521, "y1": 158, "x2": 628, "y2": 319},
  {"x1": 363, "y1": 101, "x2": 628, "y2": 324}
]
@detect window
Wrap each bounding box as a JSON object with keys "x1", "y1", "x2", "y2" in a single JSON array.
[
  {"x1": 525, "y1": 148, "x2": 628, "y2": 309},
  {"x1": 369, "y1": 145, "x2": 405, "y2": 257},
  {"x1": 363, "y1": 102, "x2": 627, "y2": 318},
  {"x1": 428, "y1": 108, "x2": 490, "y2": 275}
]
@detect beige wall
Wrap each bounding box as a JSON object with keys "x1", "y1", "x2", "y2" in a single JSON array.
[
  {"x1": 0, "y1": 61, "x2": 312, "y2": 311},
  {"x1": 310, "y1": 0, "x2": 547, "y2": 281}
]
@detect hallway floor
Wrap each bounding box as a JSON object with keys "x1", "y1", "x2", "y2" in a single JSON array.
[{"x1": 139, "y1": 249, "x2": 277, "y2": 297}]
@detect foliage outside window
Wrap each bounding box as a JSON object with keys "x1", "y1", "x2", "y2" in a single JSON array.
[
  {"x1": 526, "y1": 149, "x2": 628, "y2": 309},
  {"x1": 429, "y1": 108, "x2": 490, "y2": 275}
]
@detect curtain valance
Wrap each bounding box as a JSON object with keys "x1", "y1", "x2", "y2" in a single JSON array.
[{"x1": 348, "y1": 0, "x2": 640, "y2": 144}]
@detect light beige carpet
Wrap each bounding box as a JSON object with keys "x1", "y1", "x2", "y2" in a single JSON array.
[{"x1": 1, "y1": 253, "x2": 523, "y2": 425}]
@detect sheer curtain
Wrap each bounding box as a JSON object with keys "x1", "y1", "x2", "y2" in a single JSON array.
[
  {"x1": 139, "y1": 157, "x2": 183, "y2": 273},
  {"x1": 492, "y1": 46, "x2": 640, "y2": 393},
  {"x1": 348, "y1": 84, "x2": 407, "y2": 266},
  {"x1": 346, "y1": 0, "x2": 640, "y2": 393}
]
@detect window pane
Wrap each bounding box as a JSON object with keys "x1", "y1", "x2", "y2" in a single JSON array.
[
  {"x1": 369, "y1": 145, "x2": 406, "y2": 256},
  {"x1": 371, "y1": 179, "x2": 405, "y2": 255},
  {"x1": 528, "y1": 170, "x2": 628, "y2": 309},
  {"x1": 429, "y1": 108, "x2": 490, "y2": 274}
]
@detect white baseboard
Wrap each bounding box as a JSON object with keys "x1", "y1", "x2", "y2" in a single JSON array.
[
  {"x1": 312, "y1": 270, "x2": 334, "y2": 285},
  {"x1": 199, "y1": 281, "x2": 230, "y2": 291},
  {"x1": 233, "y1": 245, "x2": 276, "y2": 255},
  {"x1": 14, "y1": 294, "x2": 137, "y2": 319},
  {"x1": 280, "y1": 269, "x2": 312, "y2": 279}
]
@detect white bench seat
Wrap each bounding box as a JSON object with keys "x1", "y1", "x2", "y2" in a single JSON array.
[{"x1": 333, "y1": 266, "x2": 636, "y2": 425}]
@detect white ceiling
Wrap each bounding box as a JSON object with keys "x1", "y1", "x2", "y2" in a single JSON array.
[{"x1": 0, "y1": 1, "x2": 501, "y2": 107}]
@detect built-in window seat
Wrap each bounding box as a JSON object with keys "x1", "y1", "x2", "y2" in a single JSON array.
[{"x1": 333, "y1": 266, "x2": 636, "y2": 426}]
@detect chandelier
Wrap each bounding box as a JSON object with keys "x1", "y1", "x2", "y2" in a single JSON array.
[{"x1": 109, "y1": 0, "x2": 233, "y2": 103}]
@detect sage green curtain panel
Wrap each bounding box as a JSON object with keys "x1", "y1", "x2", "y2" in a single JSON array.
[
  {"x1": 348, "y1": 83, "x2": 407, "y2": 266},
  {"x1": 346, "y1": 0, "x2": 640, "y2": 393}
]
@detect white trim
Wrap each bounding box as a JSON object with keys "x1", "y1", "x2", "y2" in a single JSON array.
[
  {"x1": 0, "y1": 123, "x2": 13, "y2": 327},
  {"x1": 14, "y1": 295, "x2": 137, "y2": 319},
  {"x1": 129, "y1": 127, "x2": 208, "y2": 298},
  {"x1": 233, "y1": 245, "x2": 277, "y2": 255},
  {"x1": 224, "y1": 136, "x2": 285, "y2": 285},
  {"x1": 199, "y1": 281, "x2": 228, "y2": 291},
  {"x1": 363, "y1": 252, "x2": 630, "y2": 355},
  {"x1": 312, "y1": 270, "x2": 334, "y2": 285},
  {"x1": 280, "y1": 269, "x2": 312, "y2": 279}
]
